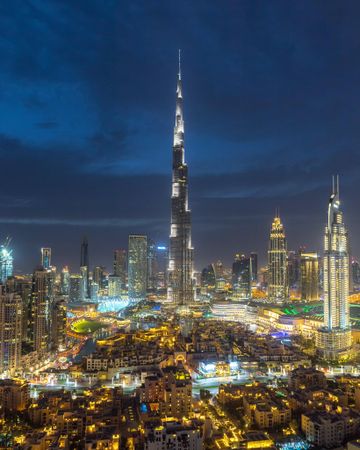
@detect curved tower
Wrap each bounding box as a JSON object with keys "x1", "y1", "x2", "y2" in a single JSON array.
[
  {"x1": 167, "y1": 51, "x2": 194, "y2": 305},
  {"x1": 268, "y1": 212, "x2": 288, "y2": 303},
  {"x1": 317, "y1": 176, "x2": 351, "y2": 359}
]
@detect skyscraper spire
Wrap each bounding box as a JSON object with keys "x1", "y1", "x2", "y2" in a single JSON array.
[
  {"x1": 174, "y1": 51, "x2": 183, "y2": 147},
  {"x1": 167, "y1": 52, "x2": 194, "y2": 306},
  {"x1": 317, "y1": 176, "x2": 352, "y2": 360}
]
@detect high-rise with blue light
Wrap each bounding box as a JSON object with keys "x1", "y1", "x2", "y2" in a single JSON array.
[
  {"x1": 41, "y1": 247, "x2": 51, "y2": 269},
  {"x1": 0, "y1": 239, "x2": 13, "y2": 284}
]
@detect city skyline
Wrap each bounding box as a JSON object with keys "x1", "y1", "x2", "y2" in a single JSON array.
[
  {"x1": 2, "y1": 4, "x2": 360, "y2": 447},
  {"x1": 2, "y1": 1, "x2": 360, "y2": 272}
]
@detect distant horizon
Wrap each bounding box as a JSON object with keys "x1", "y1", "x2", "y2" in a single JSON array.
[{"x1": 8, "y1": 201, "x2": 357, "y2": 276}]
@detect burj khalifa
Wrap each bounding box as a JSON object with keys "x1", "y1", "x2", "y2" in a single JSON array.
[{"x1": 167, "y1": 52, "x2": 194, "y2": 305}]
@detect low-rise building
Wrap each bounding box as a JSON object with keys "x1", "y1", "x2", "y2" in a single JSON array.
[
  {"x1": 301, "y1": 410, "x2": 360, "y2": 449},
  {"x1": 218, "y1": 382, "x2": 291, "y2": 430},
  {"x1": 243, "y1": 431, "x2": 274, "y2": 449},
  {"x1": 289, "y1": 366, "x2": 327, "y2": 390},
  {"x1": 0, "y1": 378, "x2": 29, "y2": 411},
  {"x1": 139, "y1": 366, "x2": 192, "y2": 420},
  {"x1": 144, "y1": 419, "x2": 203, "y2": 450}
]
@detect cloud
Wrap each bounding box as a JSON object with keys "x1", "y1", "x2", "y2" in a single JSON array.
[
  {"x1": 0, "y1": 195, "x2": 34, "y2": 208},
  {"x1": 0, "y1": 217, "x2": 163, "y2": 227},
  {"x1": 23, "y1": 95, "x2": 47, "y2": 109}
]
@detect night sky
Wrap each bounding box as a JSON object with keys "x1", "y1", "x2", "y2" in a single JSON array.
[{"x1": 1, "y1": 0, "x2": 360, "y2": 273}]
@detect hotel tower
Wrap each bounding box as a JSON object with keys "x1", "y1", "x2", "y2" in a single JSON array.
[
  {"x1": 317, "y1": 176, "x2": 351, "y2": 359},
  {"x1": 268, "y1": 212, "x2": 288, "y2": 303},
  {"x1": 167, "y1": 52, "x2": 194, "y2": 305}
]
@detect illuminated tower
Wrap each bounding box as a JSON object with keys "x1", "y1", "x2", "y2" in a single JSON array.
[
  {"x1": 113, "y1": 249, "x2": 127, "y2": 290},
  {"x1": 41, "y1": 247, "x2": 51, "y2": 269},
  {"x1": 317, "y1": 176, "x2": 351, "y2": 359},
  {"x1": 93, "y1": 266, "x2": 106, "y2": 289},
  {"x1": 51, "y1": 298, "x2": 66, "y2": 352},
  {"x1": 128, "y1": 234, "x2": 148, "y2": 301},
  {"x1": 60, "y1": 266, "x2": 70, "y2": 295},
  {"x1": 69, "y1": 274, "x2": 81, "y2": 302},
  {"x1": 232, "y1": 254, "x2": 252, "y2": 299},
  {"x1": 0, "y1": 238, "x2": 13, "y2": 284},
  {"x1": 167, "y1": 51, "x2": 194, "y2": 305},
  {"x1": 268, "y1": 212, "x2": 288, "y2": 303},
  {"x1": 0, "y1": 283, "x2": 22, "y2": 374},
  {"x1": 300, "y1": 252, "x2": 319, "y2": 301},
  {"x1": 32, "y1": 267, "x2": 50, "y2": 354},
  {"x1": 80, "y1": 236, "x2": 90, "y2": 300},
  {"x1": 147, "y1": 239, "x2": 157, "y2": 291},
  {"x1": 250, "y1": 252, "x2": 258, "y2": 282}
]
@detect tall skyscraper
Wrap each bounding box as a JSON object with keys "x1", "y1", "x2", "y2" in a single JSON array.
[
  {"x1": 60, "y1": 266, "x2": 70, "y2": 295},
  {"x1": 0, "y1": 283, "x2": 22, "y2": 374},
  {"x1": 93, "y1": 266, "x2": 106, "y2": 290},
  {"x1": 250, "y1": 252, "x2": 258, "y2": 282},
  {"x1": 41, "y1": 247, "x2": 51, "y2": 269},
  {"x1": 0, "y1": 239, "x2": 13, "y2": 284},
  {"x1": 80, "y1": 266, "x2": 88, "y2": 301},
  {"x1": 9, "y1": 275, "x2": 32, "y2": 344},
  {"x1": 108, "y1": 275, "x2": 122, "y2": 297},
  {"x1": 287, "y1": 249, "x2": 302, "y2": 290},
  {"x1": 268, "y1": 213, "x2": 288, "y2": 303},
  {"x1": 232, "y1": 254, "x2": 252, "y2": 299},
  {"x1": 109, "y1": 251, "x2": 123, "y2": 297},
  {"x1": 167, "y1": 52, "x2": 194, "y2": 306},
  {"x1": 80, "y1": 236, "x2": 90, "y2": 299},
  {"x1": 317, "y1": 177, "x2": 351, "y2": 359},
  {"x1": 80, "y1": 236, "x2": 89, "y2": 268},
  {"x1": 211, "y1": 260, "x2": 225, "y2": 292},
  {"x1": 113, "y1": 249, "x2": 127, "y2": 289},
  {"x1": 201, "y1": 264, "x2": 216, "y2": 291},
  {"x1": 300, "y1": 252, "x2": 319, "y2": 301},
  {"x1": 69, "y1": 274, "x2": 82, "y2": 302},
  {"x1": 32, "y1": 267, "x2": 50, "y2": 354},
  {"x1": 51, "y1": 298, "x2": 66, "y2": 352},
  {"x1": 155, "y1": 245, "x2": 168, "y2": 290},
  {"x1": 147, "y1": 239, "x2": 157, "y2": 292},
  {"x1": 351, "y1": 258, "x2": 360, "y2": 287},
  {"x1": 128, "y1": 234, "x2": 147, "y2": 301}
]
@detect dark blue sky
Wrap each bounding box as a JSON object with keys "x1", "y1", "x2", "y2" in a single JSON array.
[{"x1": 1, "y1": 0, "x2": 360, "y2": 272}]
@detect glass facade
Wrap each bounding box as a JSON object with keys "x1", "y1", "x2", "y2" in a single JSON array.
[
  {"x1": 128, "y1": 234, "x2": 148, "y2": 301},
  {"x1": 0, "y1": 245, "x2": 13, "y2": 284}
]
